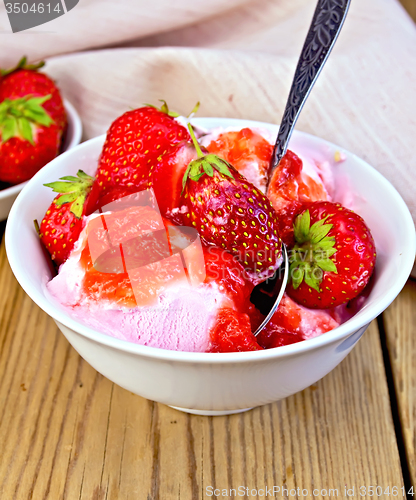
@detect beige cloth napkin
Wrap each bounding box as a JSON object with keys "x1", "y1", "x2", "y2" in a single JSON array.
[{"x1": 0, "y1": 0, "x2": 415, "y2": 270}]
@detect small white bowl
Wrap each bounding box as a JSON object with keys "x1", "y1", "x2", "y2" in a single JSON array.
[
  {"x1": 5, "y1": 118, "x2": 416, "y2": 416},
  {"x1": 0, "y1": 99, "x2": 82, "y2": 221}
]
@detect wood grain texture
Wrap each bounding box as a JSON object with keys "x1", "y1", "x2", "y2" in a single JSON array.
[
  {"x1": 0, "y1": 241, "x2": 405, "y2": 499},
  {"x1": 399, "y1": 0, "x2": 416, "y2": 21},
  {"x1": 383, "y1": 280, "x2": 416, "y2": 488}
]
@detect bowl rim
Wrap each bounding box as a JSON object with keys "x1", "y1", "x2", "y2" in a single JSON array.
[
  {"x1": 0, "y1": 98, "x2": 82, "y2": 201},
  {"x1": 5, "y1": 119, "x2": 416, "y2": 364}
]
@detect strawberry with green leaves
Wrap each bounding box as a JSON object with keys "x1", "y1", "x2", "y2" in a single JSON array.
[
  {"x1": 287, "y1": 201, "x2": 376, "y2": 308},
  {"x1": 0, "y1": 57, "x2": 67, "y2": 184},
  {"x1": 181, "y1": 125, "x2": 282, "y2": 279},
  {"x1": 39, "y1": 170, "x2": 94, "y2": 266}
]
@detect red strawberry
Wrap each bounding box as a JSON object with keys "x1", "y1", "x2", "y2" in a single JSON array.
[
  {"x1": 208, "y1": 308, "x2": 263, "y2": 353},
  {"x1": 0, "y1": 57, "x2": 67, "y2": 184},
  {"x1": 203, "y1": 245, "x2": 255, "y2": 310},
  {"x1": 93, "y1": 101, "x2": 190, "y2": 201},
  {"x1": 151, "y1": 141, "x2": 197, "y2": 223},
  {"x1": 0, "y1": 58, "x2": 67, "y2": 130},
  {"x1": 256, "y1": 294, "x2": 339, "y2": 349},
  {"x1": 286, "y1": 201, "x2": 376, "y2": 308},
  {"x1": 39, "y1": 170, "x2": 94, "y2": 266},
  {"x1": 267, "y1": 150, "x2": 331, "y2": 247},
  {"x1": 206, "y1": 127, "x2": 273, "y2": 191},
  {"x1": 181, "y1": 125, "x2": 282, "y2": 279}
]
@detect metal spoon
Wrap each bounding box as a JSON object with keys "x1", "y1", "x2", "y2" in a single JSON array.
[{"x1": 253, "y1": 0, "x2": 351, "y2": 336}]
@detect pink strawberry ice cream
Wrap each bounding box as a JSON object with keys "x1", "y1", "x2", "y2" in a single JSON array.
[{"x1": 46, "y1": 201, "x2": 230, "y2": 352}]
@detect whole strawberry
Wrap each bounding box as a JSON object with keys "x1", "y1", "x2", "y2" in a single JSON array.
[
  {"x1": 93, "y1": 101, "x2": 190, "y2": 201},
  {"x1": 0, "y1": 57, "x2": 67, "y2": 184},
  {"x1": 181, "y1": 125, "x2": 282, "y2": 279},
  {"x1": 39, "y1": 170, "x2": 94, "y2": 266},
  {"x1": 286, "y1": 201, "x2": 376, "y2": 308}
]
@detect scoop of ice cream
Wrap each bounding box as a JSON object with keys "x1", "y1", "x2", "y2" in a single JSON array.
[{"x1": 46, "y1": 203, "x2": 260, "y2": 352}]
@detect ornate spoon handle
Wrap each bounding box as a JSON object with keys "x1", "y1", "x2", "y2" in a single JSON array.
[{"x1": 268, "y1": 0, "x2": 351, "y2": 184}]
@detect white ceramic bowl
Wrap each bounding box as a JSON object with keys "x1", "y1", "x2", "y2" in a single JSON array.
[
  {"x1": 0, "y1": 99, "x2": 82, "y2": 221},
  {"x1": 5, "y1": 118, "x2": 416, "y2": 416}
]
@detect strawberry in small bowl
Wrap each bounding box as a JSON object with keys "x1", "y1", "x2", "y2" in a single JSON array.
[
  {"x1": 5, "y1": 112, "x2": 415, "y2": 415},
  {"x1": 0, "y1": 57, "x2": 82, "y2": 221}
]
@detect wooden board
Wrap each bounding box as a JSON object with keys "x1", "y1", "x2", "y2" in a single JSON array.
[
  {"x1": 399, "y1": 0, "x2": 416, "y2": 21},
  {"x1": 383, "y1": 280, "x2": 416, "y2": 489},
  {"x1": 0, "y1": 242, "x2": 405, "y2": 499}
]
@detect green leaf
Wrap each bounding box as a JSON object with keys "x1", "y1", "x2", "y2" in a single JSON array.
[
  {"x1": 304, "y1": 267, "x2": 322, "y2": 292},
  {"x1": 59, "y1": 175, "x2": 80, "y2": 182},
  {"x1": 0, "y1": 94, "x2": 54, "y2": 144},
  {"x1": 181, "y1": 163, "x2": 192, "y2": 193},
  {"x1": 44, "y1": 181, "x2": 80, "y2": 193},
  {"x1": 18, "y1": 117, "x2": 33, "y2": 144},
  {"x1": 1, "y1": 56, "x2": 44, "y2": 77},
  {"x1": 325, "y1": 247, "x2": 337, "y2": 258},
  {"x1": 316, "y1": 258, "x2": 337, "y2": 273},
  {"x1": 309, "y1": 222, "x2": 333, "y2": 244},
  {"x1": 44, "y1": 170, "x2": 94, "y2": 219},
  {"x1": 188, "y1": 161, "x2": 203, "y2": 182},
  {"x1": 289, "y1": 262, "x2": 305, "y2": 289},
  {"x1": 1, "y1": 117, "x2": 17, "y2": 142},
  {"x1": 208, "y1": 155, "x2": 234, "y2": 178},
  {"x1": 190, "y1": 172, "x2": 205, "y2": 182},
  {"x1": 294, "y1": 210, "x2": 311, "y2": 244},
  {"x1": 76, "y1": 170, "x2": 92, "y2": 180},
  {"x1": 315, "y1": 237, "x2": 336, "y2": 251},
  {"x1": 71, "y1": 194, "x2": 88, "y2": 218},
  {"x1": 26, "y1": 95, "x2": 51, "y2": 107},
  {"x1": 55, "y1": 192, "x2": 78, "y2": 205},
  {"x1": 203, "y1": 163, "x2": 214, "y2": 176}
]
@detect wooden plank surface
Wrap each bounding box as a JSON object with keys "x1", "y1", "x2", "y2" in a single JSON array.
[
  {"x1": 383, "y1": 280, "x2": 416, "y2": 489},
  {"x1": 0, "y1": 242, "x2": 405, "y2": 499},
  {"x1": 399, "y1": 0, "x2": 416, "y2": 21}
]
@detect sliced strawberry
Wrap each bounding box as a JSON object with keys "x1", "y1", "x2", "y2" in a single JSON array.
[
  {"x1": 181, "y1": 125, "x2": 282, "y2": 280},
  {"x1": 208, "y1": 308, "x2": 263, "y2": 353},
  {"x1": 286, "y1": 201, "x2": 376, "y2": 308},
  {"x1": 94, "y1": 101, "x2": 190, "y2": 199},
  {"x1": 205, "y1": 128, "x2": 273, "y2": 191},
  {"x1": 39, "y1": 170, "x2": 94, "y2": 266},
  {"x1": 256, "y1": 293, "x2": 339, "y2": 348},
  {"x1": 151, "y1": 141, "x2": 197, "y2": 223}
]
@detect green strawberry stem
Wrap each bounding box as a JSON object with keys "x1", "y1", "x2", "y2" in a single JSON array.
[
  {"x1": 0, "y1": 56, "x2": 45, "y2": 77},
  {"x1": 144, "y1": 99, "x2": 180, "y2": 118},
  {"x1": 33, "y1": 219, "x2": 41, "y2": 236},
  {"x1": 181, "y1": 123, "x2": 234, "y2": 194},
  {"x1": 187, "y1": 101, "x2": 200, "y2": 118},
  {"x1": 44, "y1": 170, "x2": 94, "y2": 219},
  {"x1": 0, "y1": 95, "x2": 53, "y2": 144},
  {"x1": 289, "y1": 209, "x2": 337, "y2": 292},
  {"x1": 187, "y1": 122, "x2": 204, "y2": 158}
]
